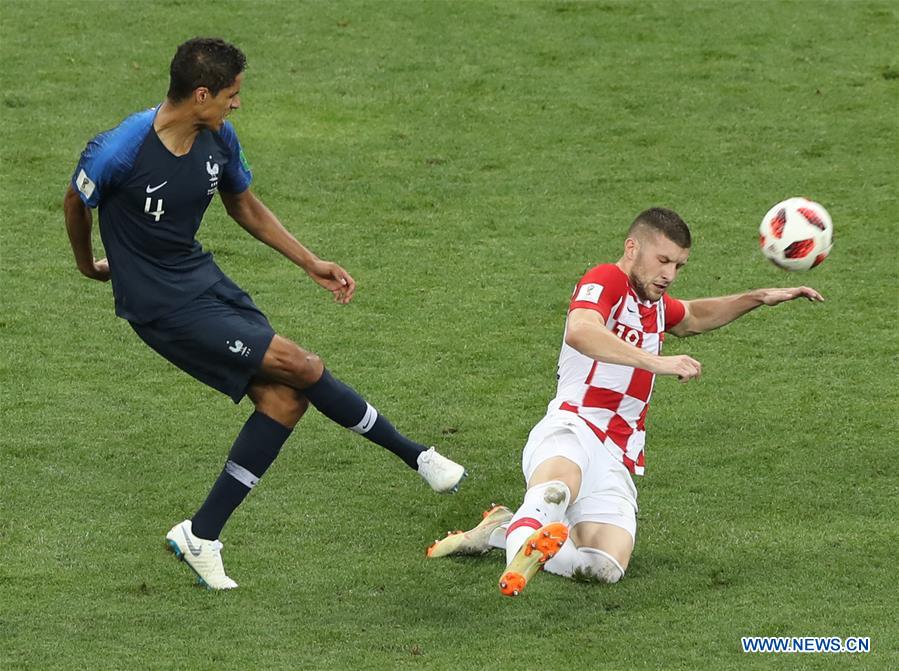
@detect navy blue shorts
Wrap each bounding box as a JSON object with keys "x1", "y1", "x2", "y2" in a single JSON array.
[{"x1": 130, "y1": 277, "x2": 276, "y2": 403}]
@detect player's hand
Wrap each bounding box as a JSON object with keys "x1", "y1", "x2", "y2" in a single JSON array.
[
  {"x1": 306, "y1": 259, "x2": 356, "y2": 304},
  {"x1": 80, "y1": 257, "x2": 110, "y2": 282},
  {"x1": 651, "y1": 354, "x2": 702, "y2": 383},
  {"x1": 756, "y1": 287, "x2": 824, "y2": 306}
]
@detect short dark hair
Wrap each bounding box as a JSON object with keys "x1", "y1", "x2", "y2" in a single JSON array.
[
  {"x1": 167, "y1": 37, "x2": 247, "y2": 102},
  {"x1": 628, "y1": 207, "x2": 692, "y2": 248}
]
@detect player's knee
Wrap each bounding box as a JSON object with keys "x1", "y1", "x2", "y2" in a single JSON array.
[
  {"x1": 528, "y1": 453, "x2": 583, "y2": 500},
  {"x1": 289, "y1": 350, "x2": 324, "y2": 387},
  {"x1": 250, "y1": 384, "x2": 309, "y2": 428},
  {"x1": 539, "y1": 480, "x2": 572, "y2": 508},
  {"x1": 267, "y1": 339, "x2": 324, "y2": 387},
  {"x1": 576, "y1": 548, "x2": 625, "y2": 584}
]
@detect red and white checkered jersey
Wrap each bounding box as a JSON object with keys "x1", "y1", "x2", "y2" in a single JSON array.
[{"x1": 551, "y1": 263, "x2": 686, "y2": 476}]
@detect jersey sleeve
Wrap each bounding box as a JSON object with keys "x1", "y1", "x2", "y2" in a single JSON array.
[
  {"x1": 71, "y1": 132, "x2": 123, "y2": 208},
  {"x1": 663, "y1": 293, "x2": 686, "y2": 330},
  {"x1": 217, "y1": 121, "x2": 253, "y2": 194},
  {"x1": 568, "y1": 264, "x2": 629, "y2": 321},
  {"x1": 70, "y1": 108, "x2": 154, "y2": 208}
]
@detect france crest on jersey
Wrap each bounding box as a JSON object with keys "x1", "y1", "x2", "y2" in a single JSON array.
[{"x1": 71, "y1": 106, "x2": 253, "y2": 324}]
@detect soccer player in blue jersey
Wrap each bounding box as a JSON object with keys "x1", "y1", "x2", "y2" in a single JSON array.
[{"x1": 64, "y1": 38, "x2": 466, "y2": 589}]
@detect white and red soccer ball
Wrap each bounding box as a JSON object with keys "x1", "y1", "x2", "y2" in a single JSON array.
[{"x1": 759, "y1": 197, "x2": 833, "y2": 271}]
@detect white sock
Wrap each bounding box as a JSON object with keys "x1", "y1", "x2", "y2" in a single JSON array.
[
  {"x1": 504, "y1": 481, "x2": 571, "y2": 566},
  {"x1": 543, "y1": 538, "x2": 580, "y2": 577},
  {"x1": 545, "y1": 545, "x2": 625, "y2": 583},
  {"x1": 577, "y1": 548, "x2": 625, "y2": 583},
  {"x1": 488, "y1": 523, "x2": 509, "y2": 550}
]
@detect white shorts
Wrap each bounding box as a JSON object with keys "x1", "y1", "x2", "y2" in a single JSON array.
[{"x1": 521, "y1": 410, "x2": 639, "y2": 541}]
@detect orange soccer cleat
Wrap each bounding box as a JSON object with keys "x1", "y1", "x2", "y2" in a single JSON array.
[
  {"x1": 498, "y1": 522, "x2": 568, "y2": 597},
  {"x1": 426, "y1": 504, "x2": 513, "y2": 558}
]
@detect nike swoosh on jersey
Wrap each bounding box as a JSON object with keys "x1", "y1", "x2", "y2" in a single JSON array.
[{"x1": 146, "y1": 181, "x2": 168, "y2": 193}]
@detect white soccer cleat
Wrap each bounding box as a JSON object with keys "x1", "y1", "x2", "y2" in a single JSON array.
[
  {"x1": 426, "y1": 504, "x2": 513, "y2": 558},
  {"x1": 417, "y1": 447, "x2": 467, "y2": 493},
  {"x1": 165, "y1": 519, "x2": 238, "y2": 590}
]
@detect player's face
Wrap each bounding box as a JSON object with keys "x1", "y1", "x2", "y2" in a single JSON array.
[
  {"x1": 199, "y1": 73, "x2": 243, "y2": 131},
  {"x1": 628, "y1": 232, "x2": 690, "y2": 302}
]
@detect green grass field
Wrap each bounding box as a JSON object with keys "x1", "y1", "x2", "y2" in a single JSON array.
[{"x1": 1, "y1": 0, "x2": 897, "y2": 669}]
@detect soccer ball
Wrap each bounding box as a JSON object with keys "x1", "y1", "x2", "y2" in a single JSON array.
[{"x1": 759, "y1": 197, "x2": 833, "y2": 271}]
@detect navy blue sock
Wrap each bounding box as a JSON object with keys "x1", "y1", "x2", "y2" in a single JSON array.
[
  {"x1": 191, "y1": 411, "x2": 292, "y2": 541},
  {"x1": 303, "y1": 369, "x2": 425, "y2": 469}
]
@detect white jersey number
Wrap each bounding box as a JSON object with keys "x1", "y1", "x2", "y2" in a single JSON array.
[{"x1": 144, "y1": 197, "x2": 165, "y2": 222}]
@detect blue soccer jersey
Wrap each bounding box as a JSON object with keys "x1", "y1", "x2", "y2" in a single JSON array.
[{"x1": 71, "y1": 106, "x2": 253, "y2": 323}]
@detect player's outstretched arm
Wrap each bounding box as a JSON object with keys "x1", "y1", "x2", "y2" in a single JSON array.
[
  {"x1": 63, "y1": 185, "x2": 109, "y2": 282},
  {"x1": 567, "y1": 309, "x2": 702, "y2": 382},
  {"x1": 220, "y1": 189, "x2": 355, "y2": 304},
  {"x1": 669, "y1": 287, "x2": 824, "y2": 337}
]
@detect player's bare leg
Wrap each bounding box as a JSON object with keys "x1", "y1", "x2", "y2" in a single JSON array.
[
  {"x1": 248, "y1": 380, "x2": 309, "y2": 428},
  {"x1": 527, "y1": 456, "x2": 583, "y2": 500},
  {"x1": 543, "y1": 522, "x2": 633, "y2": 584},
  {"x1": 259, "y1": 334, "x2": 466, "y2": 492},
  {"x1": 570, "y1": 522, "x2": 633, "y2": 571},
  {"x1": 258, "y1": 334, "x2": 325, "y2": 388},
  {"x1": 498, "y1": 455, "x2": 581, "y2": 596}
]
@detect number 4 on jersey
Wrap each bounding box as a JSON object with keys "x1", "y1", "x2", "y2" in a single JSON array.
[{"x1": 144, "y1": 197, "x2": 165, "y2": 222}]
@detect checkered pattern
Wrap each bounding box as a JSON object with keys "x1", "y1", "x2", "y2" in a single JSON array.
[{"x1": 553, "y1": 264, "x2": 685, "y2": 476}]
